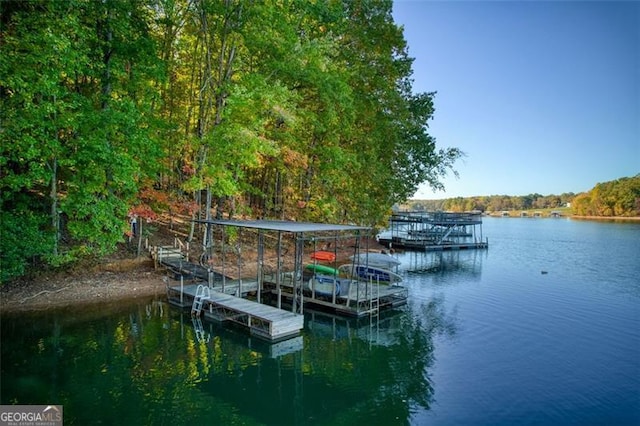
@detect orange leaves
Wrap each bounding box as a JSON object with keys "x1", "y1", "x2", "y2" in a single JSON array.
[
  {"x1": 139, "y1": 187, "x2": 169, "y2": 206},
  {"x1": 128, "y1": 204, "x2": 157, "y2": 221}
]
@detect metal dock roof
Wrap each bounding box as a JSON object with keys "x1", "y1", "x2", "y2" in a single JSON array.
[{"x1": 194, "y1": 219, "x2": 370, "y2": 233}]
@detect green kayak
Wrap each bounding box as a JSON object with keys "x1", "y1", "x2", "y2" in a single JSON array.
[{"x1": 305, "y1": 263, "x2": 338, "y2": 276}]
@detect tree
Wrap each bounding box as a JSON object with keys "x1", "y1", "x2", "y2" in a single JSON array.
[
  {"x1": 578, "y1": 175, "x2": 640, "y2": 217},
  {"x1": 1, "y1": 0, "x2": 163, "y2": 281},
  {"x1": 1, "y1": 0, "x2": 465, "y2": 282}
]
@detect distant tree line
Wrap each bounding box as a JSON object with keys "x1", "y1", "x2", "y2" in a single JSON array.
[
  {"x1": 0, "y1": 0, "x2": 461, "y2": 282},
  {"x1": 407, "y1": 193, "x2": 575, "y2": 213},
  {"x1": 405, "y1": 174, "x2": 640, "y2": 217},
  {"x1": 571, "y1": 174, "x2": 640, "y2": 217}
]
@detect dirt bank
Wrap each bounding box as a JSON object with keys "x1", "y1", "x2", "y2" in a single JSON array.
[{"x1": 0, "y1": 258, "x2": 167, "y2": 313}]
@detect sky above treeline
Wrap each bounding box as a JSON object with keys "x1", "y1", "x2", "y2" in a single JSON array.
[{"x1": 392, "y1": 0, "x2": 639, "y2": 199}]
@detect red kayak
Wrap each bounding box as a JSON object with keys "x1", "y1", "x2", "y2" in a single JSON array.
[{"x1": 310, "y1": 250, "x2": 336, "y2": 262}]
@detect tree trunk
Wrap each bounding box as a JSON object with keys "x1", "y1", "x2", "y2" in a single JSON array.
[
  {"x1": 50, "y1": 156, "x2": 59, "y2": 257},
  {"x1": 137, "y1": 217, "x2": 143, "y2": 257}
]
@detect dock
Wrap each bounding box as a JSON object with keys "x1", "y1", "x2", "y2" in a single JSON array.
[
  {"x1": 153, "y1": 245, "x2": 227, "y2": 282},
  {"x1": 157, "y1": 246, "x2": 304, "y2": 342},
  {"x1": 378, "y1": 211, "x2": 489, "y2": 251},
  {"x1": 160, "y1": 218, "x2": 410, "y2": 340},
  {"x1": 168, "y1": 283, "x2": 304, "y2": 342},
  {"x1": 382, "y1": 239, "x2": 488, "y2": 251}
]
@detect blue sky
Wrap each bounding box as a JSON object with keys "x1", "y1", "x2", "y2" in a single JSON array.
[{"x1": 392, "y1": 0, "x2": 639, "y2": 199}]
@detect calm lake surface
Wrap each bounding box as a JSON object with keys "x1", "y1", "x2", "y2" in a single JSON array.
[{"x1": 2, "y1": 217, "x2": 639, "y2": 425}]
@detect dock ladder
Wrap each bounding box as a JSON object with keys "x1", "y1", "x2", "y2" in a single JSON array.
[
  {"x1": 192, "y1": 284, "x2": 211, "y2": 317},
  {"x1": 369, "y1": 278, "x2": 380, "y2": 347}
]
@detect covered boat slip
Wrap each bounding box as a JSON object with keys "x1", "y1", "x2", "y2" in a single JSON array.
[
  {"x1": 167, "y1": 219, "x2": 407, "y2": 326},
  {"x1": 261, "y1": 277, "x2": 408, "y2": 318}
]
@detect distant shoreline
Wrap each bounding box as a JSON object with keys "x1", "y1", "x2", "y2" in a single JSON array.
[
  {"x1": 570, "y1": 215, "x2": 640, "y2": 222},
  {"x1": 485, "y1": 213, "x2": 640, "y2": 221}
]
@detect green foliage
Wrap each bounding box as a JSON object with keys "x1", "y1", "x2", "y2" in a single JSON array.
[
  {"x1": 572, "y1": 174, "x2": 640, "y2": 217},
  {"x1": 0, "y1": 210, "x2": 54, "y2": 282},
  {"x1": 404, "y1": 174, "x2": 640, "y2": 217},
  {"x1": 1, "y1": 0, "x2": 163, "y2": 282},
  {"x1": 408, "y1": 192, "x2": 576, "y2": 213},
  {"x1": 1, "y1": 0, "x2": 461, "y2": 281}
]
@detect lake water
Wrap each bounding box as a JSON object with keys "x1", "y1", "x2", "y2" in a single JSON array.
[{"x1": 2, "y1": 217, "x2": 639, "y2": 425}]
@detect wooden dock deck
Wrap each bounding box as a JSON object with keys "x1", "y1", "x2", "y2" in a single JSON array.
[
  {"x1": 155, "y1": 252, "x2": 229, "y2": 282},
  {"x1": 167, "y1": 283, "x2": 304, "y2": 342}
]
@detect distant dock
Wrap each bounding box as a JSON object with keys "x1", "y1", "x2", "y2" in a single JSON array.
[{"x1": 378, "y1": 211, "x2": 488, "y2": 251}]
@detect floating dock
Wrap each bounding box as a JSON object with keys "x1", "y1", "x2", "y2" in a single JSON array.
[
  {"x1": 167, "y1": 283, "x2": 304, "y2": 342},
  {"x1": 157, "y1": 242, "x2": 304, "y2": 342},
  {"x1": 378, "y1": 211, "x2": 488, "y2": 251}
]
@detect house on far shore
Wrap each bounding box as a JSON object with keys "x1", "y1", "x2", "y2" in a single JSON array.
[
  {"x1": 550, "y1": 211, "x2": 562, "y2": 218},
  {"x1": 501, "y1": 211, "x2": 510, "y2": 217},
  {"x1": 533, "y1": 211, "x2": 542, "y2": 217},
  {"x1": 520, "y1": 211, "x2": 528, "y2": 217}
]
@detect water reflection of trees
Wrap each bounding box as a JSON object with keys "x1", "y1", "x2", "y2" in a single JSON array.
[
  {"x1": 190, "y1": 296, "x2": 458, "y2": 424},
  {"x1": 1, "y1": 295, "x2": 458, "y2": 425}
]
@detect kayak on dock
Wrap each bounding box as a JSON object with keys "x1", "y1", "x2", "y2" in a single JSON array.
[
  {"x1": 305, "y1": 263, "x2": 339, "y2": 276},
  {"x1": 310, "y1": 250, "x2": 337, "y2": 262},
  {"x1": 349, "y1": 252, "x2": 401, "y2": 269},
  {"x1": 338, "y1": 264, "x2": 402, "y2": 284}
]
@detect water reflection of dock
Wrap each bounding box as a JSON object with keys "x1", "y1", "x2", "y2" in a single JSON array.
[
  {"x1": 185, "y1": 297, "x2": 444, "y2": 426},
  {"x1": 185, "y1": 313, "x2": 304, "y2": 358},
  {"x1": 306, "y1": 310, "x2": 403, "y2": 348},
  {"x1": 404, "y1": 251, "x2": 485, "y2": 282}
]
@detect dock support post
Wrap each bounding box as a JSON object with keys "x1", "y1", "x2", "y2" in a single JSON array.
[
  {"x1": 180, "y1": 275, "x2": 184, "y2": 306},
  {"x1": 293, "y1": 234, "x2": 304, "y2": 315},
  {"x1": 276, "y1": 232, "x2": 282, "y2": 310},
  {"x1": 237, "y1": 227, "x2": 242, "y2": 297},
  {"x1": 222, "y1": 225, "x2": 226, "y2": 294},
  {"x1": 257, "y1": 231, "x2": 264, "y2": 304}
]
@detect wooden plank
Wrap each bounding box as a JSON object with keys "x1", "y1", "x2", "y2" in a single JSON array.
[{"x1": 207, "y1": 290, "x2": 301, "y2": 323}]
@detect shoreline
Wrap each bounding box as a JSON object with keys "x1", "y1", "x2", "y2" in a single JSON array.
[
  {"x1": 486, "y1": 213, "x2": 640, "y2": 221},
  {"x1": 570, "y1": 215, "x2": 640, "y2": 222},
  {"x1": 1, "y1": 242, "x2": 387, "y2": 314},
  {"x1": 4, "y1": 212, "x2": 636, "y2": 314},
  {"x1": 0, "y1": 258, "x2": 167, "y2": 314}
]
